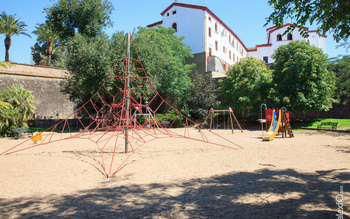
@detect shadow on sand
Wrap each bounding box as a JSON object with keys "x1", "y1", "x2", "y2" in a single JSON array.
[{"x1": 0, "y1": 168, "x2": 349, "y2": 218}]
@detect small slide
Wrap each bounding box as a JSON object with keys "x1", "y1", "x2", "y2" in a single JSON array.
[{"x1": 262, "y1": 109, "x2": 282, "y2": 141}]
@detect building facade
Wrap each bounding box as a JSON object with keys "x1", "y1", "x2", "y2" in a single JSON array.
[
  {"x1": 247, "y1": 23, "x2": 327, "y2": 65},
  {"x1": 148, "y1": 2, "x2": 326, "y2": 77}
]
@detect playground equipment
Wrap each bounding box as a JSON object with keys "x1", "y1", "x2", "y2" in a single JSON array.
[
  {"x1": 30, "y1": 132, "x2": 42, "y2": 143},
  {"x1": 262, "y1": 108, "x2": 294, "y2": 141},
  {"x1": 202, "y1": 107, "x2": 243, "y2": 133},
  {"x1": 1, "y1": 33, "x2": 243, "y2": 179}
]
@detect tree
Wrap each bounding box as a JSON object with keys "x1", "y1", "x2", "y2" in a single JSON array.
[
  {"x1": 31, "y1": 41, "x2": 66, "y2": 68},
  {"x1": 61, "y1": 27, "x2": 195, "y2": 108},
  {"x1": 219, "y1": 57, "x2": 272, "y2": 115},
  {"x1": 0, "y1": 11, "x2": 31, "y2": 62},
  {"x1": 328, "y1": 55, "x2": 350, "y2": 105},
  {"x1": 33, "y1": 23, "x2": 60, "y2": 66},
  {"x1": 185, "y1": 71, "x2": 220, "y2": 120},
  {"x1": 45, "y1": 0, "x2": 114, "y2": 41},
  {"x1": 133, "y1": 26, "x2": 195, "y2": 106},
  {"x1": 265, "y1": 0, "x2": 350, "y2": 43},
  {"x1": 271, "y1": 40, "x2": 336, "y2": 113},
  {"x1": 60, "y1": 33, "x2": 117, "y2": 105}
]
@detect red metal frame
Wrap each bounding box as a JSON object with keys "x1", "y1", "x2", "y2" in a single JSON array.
[{"x1": 1, "y1": 34, "x2": 243, "y2": 178}]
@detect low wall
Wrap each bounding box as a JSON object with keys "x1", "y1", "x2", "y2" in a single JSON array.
[{"x1": 0, "y1": 63, "x2": 76, "y2": 121}]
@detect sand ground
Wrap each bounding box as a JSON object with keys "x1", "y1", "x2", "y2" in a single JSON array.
[{"x1": 0, "y1": 128, "x2": 349, "y2": 218}]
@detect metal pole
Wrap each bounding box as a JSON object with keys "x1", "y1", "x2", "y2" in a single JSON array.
[
  {"x1": 260, "y1": 103, "x2": 267, "y2": 137},
  {"x1": 125, "y1": 33, "x2": 131, "y2": 152}
]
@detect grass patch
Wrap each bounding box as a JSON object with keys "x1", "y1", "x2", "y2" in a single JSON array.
[{"x1": 294, "y1": 118, "x2": 350, "y2": 131}]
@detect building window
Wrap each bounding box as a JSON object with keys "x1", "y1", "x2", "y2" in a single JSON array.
[
  {"x1": 233, "y1": 54, "x2": 235, "y2": 62},
  {"x1": 223, "y1": 46, "x2": 225, "y2": 53},
  {"x1": 209, "y1": 47, "x2": 212, "y2": 56},
  {"x1": 215, "y1": 22, "x2": 218, "y2": 33},
  {"x1": 229, "y1": 35, "x2": 231, "y2": 43},
  {"x1": 277, "y1": 34, "x2": 282, "y2": 41},
  {"x1": 287, "y1": 33, "x2": 293, "y2": 40},
  {"x1": 172, "y1": 10, "x2": 177, "y2": 15},
  {"x1": 215, "y1": 41, "x2": 218, "y2": 51},
  {"x1": 208, "y1": 17, "x2": 212, "y2": 22},
  {"x1": 167, "y1": 13, "x2": 169, "y2": 16},
  {"x1": 263, "y1": 56, "x2": 268, "y2": 63},
  {"x1": 208, "y1": 27, "x2": 211, "y2": 37},
  {"x1": 172, "y1": 22, "x2": 177, "y2": 32},
  {"x1": 229, "y1": 51, "x2": 231, "y2": 59}
]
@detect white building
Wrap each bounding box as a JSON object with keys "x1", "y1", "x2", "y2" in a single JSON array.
[
  {"x1": 148, "y1": 2, "x2": 326, "y2": 77},
  {"x1": 247, "y1": 23, "x2": 327, "y2": 64}
]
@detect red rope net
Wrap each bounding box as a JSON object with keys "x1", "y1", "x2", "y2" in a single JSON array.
[{"x1": 2, "y1": 34, "x2": 243, "y2": 178}]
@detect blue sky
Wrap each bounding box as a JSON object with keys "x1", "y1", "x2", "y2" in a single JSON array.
[{"x1": 0, "y1": 0, "x2": 347, "y2": 64}]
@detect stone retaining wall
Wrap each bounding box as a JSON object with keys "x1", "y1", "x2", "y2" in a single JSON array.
[{"x1": 0, "y1": 63, "x2": 76, "y2": 121}]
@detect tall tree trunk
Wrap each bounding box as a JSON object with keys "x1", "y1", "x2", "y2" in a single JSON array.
[
  {"x1": 4, "y1": 37, "x2": 11, "y2": 62},
  {"x1": 47, "y1": 41, "x2": 53, "y2": 66}
]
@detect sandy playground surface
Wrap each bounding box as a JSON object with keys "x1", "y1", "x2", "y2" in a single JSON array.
[{"x1": 0, "y1": 127, "x2": 349, "y2": 218}]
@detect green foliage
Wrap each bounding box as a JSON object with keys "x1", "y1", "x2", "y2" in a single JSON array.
[
  {"x1": 219, "y1": 57, "x2": 272, "y2": 115},
  {"x1": 60, "y1": 33, "x2": 117, "y2": 105},
  {"x1": 154, "y1": 109, "x2": 184, "y2": 127},
  {"x1": 0, "y1": 61, "x2": 14, "y2": 68},
  {"x1": 328, "y1": 55, "x2": 350, "y2": 105},
  {"x1": 185, "y1": 71, "x2": 220, "y2": 120},
  {"x1": 0, "y1": 100, "x2": 18, "y2": 136},
  {"x1": 31, "y1": 41, "x2": 66, "y2": 68},
  {"x1": 61, "y1": 27, "x2": 195, "y2": 108},
  {"x1": 133, "y1": 26, "x2": 195, "y2": 105},
  {"x1": 271, "y1": 40, "x2": 336, "y2": 113},
  {"x1": 0, "y1": 11, "x2": 31, "y2": 61},
  {"x1": 297, "y1": 118, "x2": 350, "y2": 130},
  {"x1": 0, "y1": 87, "x2": 36, "y2": 136},
  {"x1": 45, "y1": 0, "x2": 114, "y2": 40},
  {"x1": 32, "y1": 23, "x2": 61, "y2": 66},
  {"x1": 265, "y1": 0, "x2": 350, "y2": 43}
]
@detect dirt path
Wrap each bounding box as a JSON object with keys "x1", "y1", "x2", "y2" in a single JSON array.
[{"x1": 0, "y1": 129, "x2": 349, "y2": 218}]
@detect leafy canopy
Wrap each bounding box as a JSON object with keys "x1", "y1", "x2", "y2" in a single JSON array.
[
  {"x1": 45, "y1": 0, "x2": 114, "y2": 40},
  {"x1": 133, "y1": 26, "x2": 195, "y2": 105},
  {"x1": 0, "y1": 11, "x2": 31, "y2": 38},
  {"x1": 328, "y1": 55, "x2": 350, "y2": 105},
  {"x1": 61, "y1": 26, "x2": 194, "y2": 107},
  {"x1": 271, "y1": 40, "x2": 336, "y2": 113},
  {"x1": 219, "y1": 57, "x2": 272, "y2": 114},
  {"x1": 265, "y1": 0, "x2": 350, "y2": 43}
]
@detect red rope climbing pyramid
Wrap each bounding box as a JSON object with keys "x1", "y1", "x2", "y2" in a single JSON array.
[{"x1": 2, "y1": 33, "x2": 243, "y2": 178}]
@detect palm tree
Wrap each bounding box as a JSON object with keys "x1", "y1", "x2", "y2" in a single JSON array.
[
  {"x1": 33, "y1": 23, "x2": 59, "y2": 66},
  {"x1": 0, "y1": 11, "x2": 31, "y2": 62}
]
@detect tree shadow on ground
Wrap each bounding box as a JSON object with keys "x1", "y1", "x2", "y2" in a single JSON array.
[{"x1": 0, "y1": 168, "x2": 349, "y2": 218}]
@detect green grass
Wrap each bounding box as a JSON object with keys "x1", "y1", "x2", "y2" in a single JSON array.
[{"x1": 294, "y1": 118, "x2": 350, "y2": 131}]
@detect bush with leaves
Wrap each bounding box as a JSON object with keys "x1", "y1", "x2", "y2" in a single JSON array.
[{"x1": 0, "y1": 86, "x2": 36, "y2": 136}]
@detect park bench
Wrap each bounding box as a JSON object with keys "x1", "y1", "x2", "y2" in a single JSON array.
[
  {"x1": 12, "y1": 128, "x2": 33, "y2": 139},
  {"x1": 317, "y1": 122, "x2": 338, "y2": 131}
]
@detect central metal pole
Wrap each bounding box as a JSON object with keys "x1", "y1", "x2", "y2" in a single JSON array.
[{"x1": 125, "y1": 33, "x2": 131, "y2": 152}]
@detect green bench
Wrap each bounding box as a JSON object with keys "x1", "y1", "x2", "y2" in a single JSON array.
[
  {"x1": 317, "y1": 122, "x2": 338, "y2": 131},
  {"x1": 12, "y1": 128, "x2": 33, "y2": 139}
]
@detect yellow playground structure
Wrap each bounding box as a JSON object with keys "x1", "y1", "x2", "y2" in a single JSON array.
[{"x1": 262, "y1": 109, "x2": 294, "y2": 141}]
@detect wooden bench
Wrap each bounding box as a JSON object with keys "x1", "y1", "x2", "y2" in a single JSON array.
[
  {"x1": 317, "y1": 122, "x2": 338, "y2": 131},
  {"x1": 12, "y1": 128, "x2": 33, "y2": 139}
]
